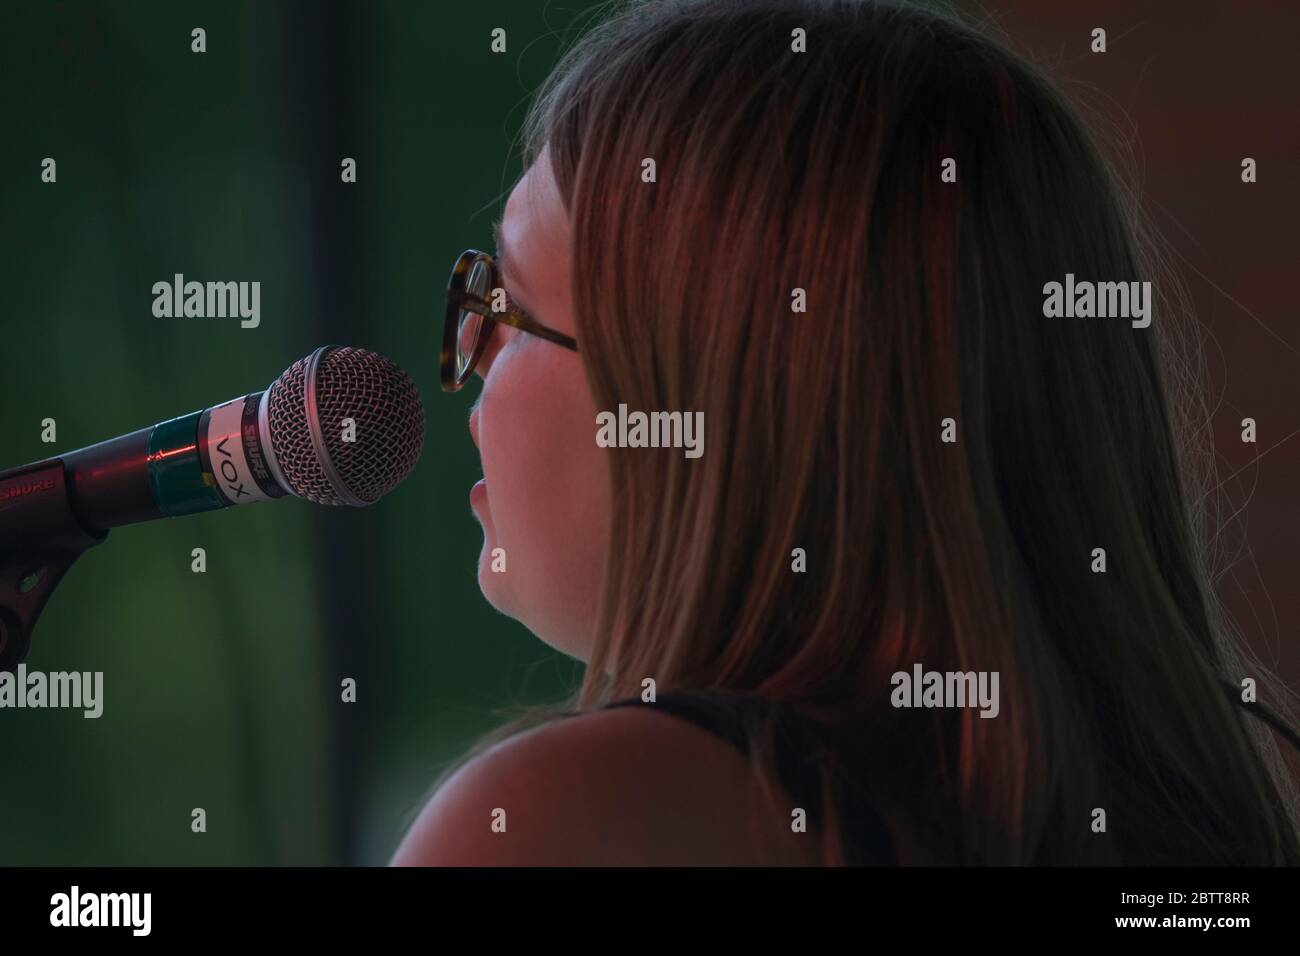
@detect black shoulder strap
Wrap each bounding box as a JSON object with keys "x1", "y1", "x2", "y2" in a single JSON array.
[
  {"x1": 603, "y1": 689, "x2": 762, "y2": 754},
  {"x1": 602, "y1": 689, "x2": 897, "y2": 864}
]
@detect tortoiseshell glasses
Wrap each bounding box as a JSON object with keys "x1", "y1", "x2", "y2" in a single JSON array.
[{"x1": 442, "y1": 248, "x2": 578, "y2": 392}]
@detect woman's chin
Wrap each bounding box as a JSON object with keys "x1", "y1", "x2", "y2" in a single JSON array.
[{"x1": 470, "y1": 484, "x2": 518, "y2": 613}]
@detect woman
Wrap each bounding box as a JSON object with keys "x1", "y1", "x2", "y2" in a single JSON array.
[{"x1": 393, "y1": 0, "x2": 1300, "y2": 865}]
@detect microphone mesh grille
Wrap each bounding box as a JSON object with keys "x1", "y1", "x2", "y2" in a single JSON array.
[{"x1": 266, "y1": 346, "x2": 425, "y2": 505}]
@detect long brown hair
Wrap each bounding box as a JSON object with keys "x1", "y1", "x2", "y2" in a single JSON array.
[{"x1": 433, "y1": 0, "x2": 1300, "y2": 864}]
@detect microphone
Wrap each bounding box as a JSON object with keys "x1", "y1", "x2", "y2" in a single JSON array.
[
  {"x1": 0, "y1": 345, "x2": 426, "y2": 534},
  {"x1": 0, "y1": 344, "x2": 424, "y2": 667}
]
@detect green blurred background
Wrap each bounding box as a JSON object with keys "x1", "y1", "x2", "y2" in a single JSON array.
[
  {"x1": 2, "y1": 0, "x2": 1296, "y2": 865},
  {"x1": 0, "y1": 0, "x2": 597, "y2": 865}
]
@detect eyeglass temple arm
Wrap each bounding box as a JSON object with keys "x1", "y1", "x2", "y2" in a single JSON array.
[{"x1": 447, "y1": 287, "x2": 578, "y2": 352}]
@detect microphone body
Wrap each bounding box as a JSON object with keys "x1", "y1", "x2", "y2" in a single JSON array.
[{"x1": 55, "y1": 390, "x2": 287, "y2": 533}]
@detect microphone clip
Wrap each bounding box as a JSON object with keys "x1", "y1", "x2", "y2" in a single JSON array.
[{"x1": 0, "y1": 459, "x2": 106, "y2": 670}]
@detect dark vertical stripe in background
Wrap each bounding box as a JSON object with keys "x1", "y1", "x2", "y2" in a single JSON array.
[{"x1": 277, "y1": 0, "x2": 370, "y2": 866}]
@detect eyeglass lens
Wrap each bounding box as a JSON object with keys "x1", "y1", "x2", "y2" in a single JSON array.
[{"x1": 456, "y1": 257, "x2": 494, "y2": 381}]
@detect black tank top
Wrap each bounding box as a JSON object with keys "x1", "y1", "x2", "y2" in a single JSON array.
[{"x1": 600, "y1": 689, "x2": 896, "y2": 865}]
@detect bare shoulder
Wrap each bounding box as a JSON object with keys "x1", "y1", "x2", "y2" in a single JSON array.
[{"x1": 391, "y1": 702, "x2": 823, "y2": 866}]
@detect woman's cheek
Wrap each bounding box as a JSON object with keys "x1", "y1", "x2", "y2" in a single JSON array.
[
  {"x1": 473, "y1": 342, "x2": 609, "y2": 654},
  {"x1": 479, "y1": 352, "x2": 564, "y2": 557}
]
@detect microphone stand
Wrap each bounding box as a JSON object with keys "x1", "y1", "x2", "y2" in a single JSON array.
[{"x1": 0, "y1": 458, "x2": 107, "y2": 669}]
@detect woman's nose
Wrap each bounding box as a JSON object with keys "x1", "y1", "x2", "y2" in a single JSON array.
[
  {"x1": 475, "y1": 322, "x2": 507, "y2": 380},
  {"x1": 475, "y1": 328, "x2": 495, "y2": 380}
]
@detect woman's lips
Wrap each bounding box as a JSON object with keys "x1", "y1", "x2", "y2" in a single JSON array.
[{"x1": 468, "y1": 409, "x2": 487, "y2": 508}]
